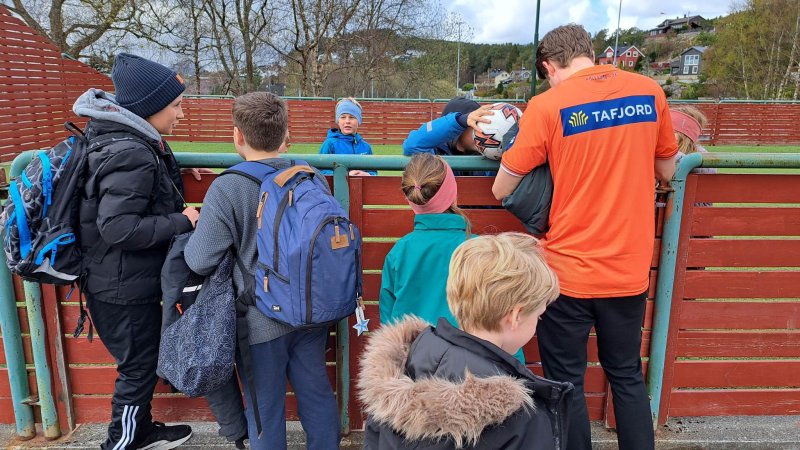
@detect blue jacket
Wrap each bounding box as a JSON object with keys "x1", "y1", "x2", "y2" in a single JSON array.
[
  {"x1": 402, "y1": 113, "x2": 495, "y2": 177},
  {"x1": 319, "y1": 128, "x2": 376, "y2": 175}
]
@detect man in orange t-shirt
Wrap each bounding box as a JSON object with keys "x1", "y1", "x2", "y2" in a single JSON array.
[{"x1": 493, "y1": 25, "x2": 677, "y2": 450}]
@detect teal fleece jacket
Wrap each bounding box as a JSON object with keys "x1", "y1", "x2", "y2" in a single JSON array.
[
  {"x1": 379, "y1": 213, "x2": 526, "y2": 364},
  {"x1": 379, "y1": 213, "x2": 468, "y2": 328}
]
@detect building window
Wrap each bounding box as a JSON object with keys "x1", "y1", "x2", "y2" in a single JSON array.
[
  {"x1": 633, "y1": 51, "x2": 638, "y2": 57},
  {"x1": 684, "y1": 54, "x2": 699, "y2": 66},
  {"x1": 629, "y1": 61, "x2": 634, "y2": 67},
  {"x1": 683, "y1": 65, "x2": 690, "y2": 74},
  {"x1": 626, "y1": 51, "x2": 631, "y2": 56},
  {"x1": 607, "y1": 52, "x2": 613, "y2": 58},
  {"x1": 692, "y1": 66, "x2": 698, "y2": 74}
]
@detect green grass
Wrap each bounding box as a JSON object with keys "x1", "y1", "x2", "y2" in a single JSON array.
[
  {"x1": 169, "y1": 141, "x2": 404, "y2": 156},
  {"x1": 170, "y1": 141, "x2": 800, "y2": 156},
  {"x1": 706, "y1": 145, "x2": 800, "y2": 153}
]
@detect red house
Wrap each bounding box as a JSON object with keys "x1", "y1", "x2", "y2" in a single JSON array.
[{"x1": 597, "y1": 45, "x2": 642, "y2": 70}]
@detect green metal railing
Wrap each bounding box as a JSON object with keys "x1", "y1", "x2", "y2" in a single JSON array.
[{"x1": 2, "y1": 151, "x2": 799, "y2": 438}]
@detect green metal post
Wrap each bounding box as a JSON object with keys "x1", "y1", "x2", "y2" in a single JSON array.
[
  {"x1": 332, "y1": 163, "x2": 351, "y2": 435},
  {"x1": 23, "y1": 281, "x2": 60, "y2": 439},
  {"x1": 0, "y1": 255, "x2": 35, "y2": 439},
  {"x1": 531, "y1": 0, "x2": 541, "y2": 97},
  {"x1": 647, "y1": 152, "x2": 701, "y2": 427}
]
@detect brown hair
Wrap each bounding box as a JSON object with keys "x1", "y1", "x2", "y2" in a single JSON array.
[
  {"x1": 671, "y1": 105, "x2": 708, "y2": 154},
  {"x1": 232, "y1": 92, "x2": 288, "y2": 152},
  {"x1": 535, "y1": 24, "x2": 594, "y2": 80},
  {"x1": 447, "y1": 232, "x2": 560, "y2": 333},
  {"x1": 401, "y1": 153, "x2": 471, "y2": 236}
]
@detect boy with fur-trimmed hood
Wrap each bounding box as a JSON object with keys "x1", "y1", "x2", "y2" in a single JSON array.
[{"x1": 358, "y1": 232, "x2": 573, "y2": 449}]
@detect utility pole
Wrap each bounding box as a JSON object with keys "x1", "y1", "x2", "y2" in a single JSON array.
[
  {"x1": 456, "y1": 17, "x2": 462, "y2": 96},
  {"x1": 530, "y1": 0, "x2": 541, "y2": 97},
  {"x1": 613, "y1": 0, "x2": 623, "y2": 66}
]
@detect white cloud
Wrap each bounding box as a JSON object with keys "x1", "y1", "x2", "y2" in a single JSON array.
[{"x1": 446, "y1": 0, "x2": 733, "y2": 44}]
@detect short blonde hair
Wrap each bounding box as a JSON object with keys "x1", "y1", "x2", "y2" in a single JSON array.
[
  {"x1": 447, "y1": 232, "x2": 560, "y2": 333},
  {"x1": 672, "y1": 105, "x2": 708, "y2": 155}
]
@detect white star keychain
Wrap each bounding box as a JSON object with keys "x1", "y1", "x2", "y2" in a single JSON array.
[{"x1": 352, "y1": 297, "x2": 369, "y2": 336}]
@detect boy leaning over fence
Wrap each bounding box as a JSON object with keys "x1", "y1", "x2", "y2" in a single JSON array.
[
  {"x1": 75, "y1": 53, "x2": 197, "y2": 450},
  {"x1": 184, "y1": 92, "x2": 340, "y2": 450},
  {"x1": 360, "y1": 232, "x2": 573, "y2": 449}
]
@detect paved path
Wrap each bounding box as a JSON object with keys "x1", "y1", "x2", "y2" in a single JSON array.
[{"x1": 2, "y1": 417, "x2": 799, "y2": 449}]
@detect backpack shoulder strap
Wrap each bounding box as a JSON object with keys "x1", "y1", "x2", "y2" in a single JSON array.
[{"x1": 221, "y1": 160, "x2": 285, "y2": 185}]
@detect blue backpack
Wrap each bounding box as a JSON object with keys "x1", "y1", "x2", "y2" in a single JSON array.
[{"x1": 224, "y1": 160, "x2": 362, "y2": 328}]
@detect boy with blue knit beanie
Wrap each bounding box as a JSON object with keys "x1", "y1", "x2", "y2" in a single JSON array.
[
  {"x1": 73, "y1": 53, "x2": 200, "y2": 450},
  {"x1": 319, "y1": 97, "x2": 376, "y2": 175}
]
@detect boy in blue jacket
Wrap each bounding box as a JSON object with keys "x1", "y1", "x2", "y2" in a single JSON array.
[
  {"x1": 319, "y1": 97, "x2": 375, "y2": 176},
  {"x1": 403, "y1": 97, "x2": 494, "y2": 176}
]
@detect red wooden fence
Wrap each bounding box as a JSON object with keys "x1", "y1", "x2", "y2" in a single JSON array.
[
  {"x1": 656, "y1": 173, "x2": 800, "y2": 420},
  {"x1": 1, "y1": 172, "x2": 799, "y2": 432},
  {"x1": 0, "y1": 6, "x2": 113, "y2": 163}
]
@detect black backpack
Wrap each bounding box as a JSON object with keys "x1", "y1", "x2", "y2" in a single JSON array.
[{"x1": 2, "y1": 122, "x2": 89, "y2": 284}]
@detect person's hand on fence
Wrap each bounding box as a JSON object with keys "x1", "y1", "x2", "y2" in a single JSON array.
[
  {"x1": 466, "y1": 104, "x2": 494, "y2": 132},
  {"x1": 183, "y1": 206, "x2": 199, "y2": 228},
  {"x1": 183, "y1": 168, "x2": 215, "y2": 181},
  {"x1": 349, "y1": 170, "x2": 372, "y2": 176}
]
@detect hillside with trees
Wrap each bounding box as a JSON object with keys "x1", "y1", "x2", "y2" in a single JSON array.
[{"x1": 2, "y1": 0, "x2": 798, "y2": 100}]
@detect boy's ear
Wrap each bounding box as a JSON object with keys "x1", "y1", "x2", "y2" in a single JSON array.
[
  {"x1": 508, "y1": 305, "x2": 524, "y2": 331},
  {"x1": 233, "y1": 126, "x2": 245, "y2": 147}
]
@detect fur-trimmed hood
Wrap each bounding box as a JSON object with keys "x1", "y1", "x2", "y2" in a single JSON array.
[{"x1": 358, "y1": 317, "x2": 534, "y2": 448}]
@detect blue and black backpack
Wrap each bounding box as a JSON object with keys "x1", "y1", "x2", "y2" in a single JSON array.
[
  {"x1": 1, "y1": 122, "x2": 90, "y2": 285},
  {"x1": 224, "y1": 160, "x2": 362, "y2": 328}
]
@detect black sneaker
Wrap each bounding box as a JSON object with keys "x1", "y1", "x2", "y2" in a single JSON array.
[{"x1": 135, "y1": 422, "x2": 193, "y2": 450}]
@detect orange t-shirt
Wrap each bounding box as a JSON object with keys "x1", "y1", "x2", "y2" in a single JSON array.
[{"x1": 501, "y1": 65, "x2": 677, "y2": 298}]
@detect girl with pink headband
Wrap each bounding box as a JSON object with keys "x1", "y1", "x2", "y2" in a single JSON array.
[
  {"x1": 670, "y1": 105, "x2": 717, "y2": 175},
  {"x1": 378, "y1": 154, "x2": 527, "y2": 363}
]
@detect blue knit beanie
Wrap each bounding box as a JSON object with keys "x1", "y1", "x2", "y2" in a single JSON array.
[
  {"x1": 111, "y1": 53, "x2": 186, "y2": 119},
  {"x1": 336, "y1": 99, "x2": 362, "y2": 124}
]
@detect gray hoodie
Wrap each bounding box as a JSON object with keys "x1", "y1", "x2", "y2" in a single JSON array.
[{"x1": 73, "y1": 88, "x2": 162, "y2": 142}]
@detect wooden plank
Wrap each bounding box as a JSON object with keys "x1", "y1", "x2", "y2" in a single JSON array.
[
  {"x1": 687, "y1": 239, "x2": 800, "y2": 267},
  {"x1": 673, "y1": 360, "x2": 800, "y2": 389},
  {"x1": 72, "y1": 395, "x2": 305, "y2": 423},
  {"x1": 678, "y1": 301, "x2": 800, "y2": 329},
  {"x1": 362, "y1": 209, "x2": 524, "y2": 237},
  {"x1": 694, "y1": 174, "x2": 800, "y2": 203},
  {"x1": 691, "y1": 207, "x2": 800, "y2": 236},
  {"x1": 677, "y1": 330, "x2": 800, "y2": 357},
  {"x1": 361, "y1": 176, "x2": 501, "y2": 206},
  {"x1": 668, "y1": 389, "x2": 800, "y2": 416},
  {"x1": 683, "y1": 271, "x2": 800, "y2": 299},
  {"x1": 67, "y1": 365, "x2": 337, "y2": 395}
]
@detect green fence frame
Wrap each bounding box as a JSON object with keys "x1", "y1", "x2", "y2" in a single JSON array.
[{"x1": 2, "y1": 151, "x2": 800, "y2": 438}]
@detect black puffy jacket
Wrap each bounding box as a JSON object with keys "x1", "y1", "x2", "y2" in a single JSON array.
[
  {"x1": 359, "y1": 317, "x2": 574, "y2": 450},
  {"x1": 79, "y1": 119, "x2": 192, "y2": 304}
]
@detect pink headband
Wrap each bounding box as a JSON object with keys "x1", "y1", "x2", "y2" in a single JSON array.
[
  {"x1": 407, "y1": 163, "x2": 458, "y2": 214},
  {"x1": 670, "y1": 110, "x2": 701, "y2": 143}
]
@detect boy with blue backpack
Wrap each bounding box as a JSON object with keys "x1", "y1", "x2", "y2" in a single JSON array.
[{"x1": 185, "y1": 91, "x2": 359, "y2": 450}]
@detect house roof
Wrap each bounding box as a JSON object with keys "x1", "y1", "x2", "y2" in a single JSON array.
[
  {"x1": 602, "y1": 45, "x2": 641, "y2": 57},
  {"x1": 680, "y1": 46, "x2": 709, "y2": 55},
  {"x1": 654, "y1": 15, "x2": 706, "y2": 30}
]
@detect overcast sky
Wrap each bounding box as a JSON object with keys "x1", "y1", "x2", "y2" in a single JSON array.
[{"x1": 445, "y1": 0, "x2": 735, "y2": 44}]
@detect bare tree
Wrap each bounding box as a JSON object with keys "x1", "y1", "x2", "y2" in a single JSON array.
[
  {"x1": 340, "y1": 0, "x2": 440, "y2": 96},
  {"x1": 265, "y1": 0, "x2": 361, "y2": 97},
  {"x1": 4, "y1": 0, "x2": 135, "y2": 57},
  {"x1": 203, "y1": 0, "x2": 274, "y2": 94}
]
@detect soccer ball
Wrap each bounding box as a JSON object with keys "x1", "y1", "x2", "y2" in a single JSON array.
[{"x1": 473, "y1": 102, "x2": 523, "y2": 160}]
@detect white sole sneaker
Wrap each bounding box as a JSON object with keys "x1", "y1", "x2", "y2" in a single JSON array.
[{"x1": 136, "y1": 430, "x2": 193, "y2": 450}]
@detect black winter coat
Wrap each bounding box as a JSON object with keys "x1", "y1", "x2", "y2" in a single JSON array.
[
  {"x1": 359, "y1": 317, "x2": 574, "y2": 450},
  {"x1": 79, "y1": 119, "x2": 192, "y2": 304}
]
